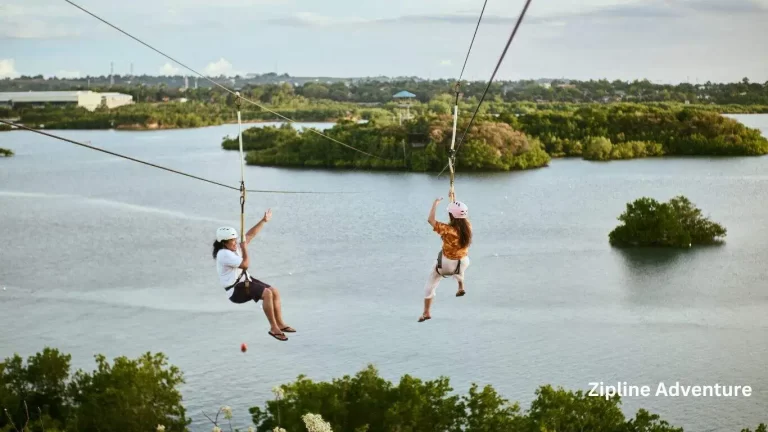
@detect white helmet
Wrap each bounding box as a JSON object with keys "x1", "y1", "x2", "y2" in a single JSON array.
[
  {"x1": 216, "y1": 227, "x2": 238, "y2": 242},
  {"x1": 447, "y1": 201, "x2": 468, "y2": 219}
]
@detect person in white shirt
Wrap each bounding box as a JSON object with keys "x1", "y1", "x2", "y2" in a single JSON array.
[{"x1": 213, "y1": 209, "x2": 294, "y2": 341}]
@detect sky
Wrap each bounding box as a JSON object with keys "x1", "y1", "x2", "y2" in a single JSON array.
[{"x1": 1, "y1": 0, "x2": 767, "y2": 84}]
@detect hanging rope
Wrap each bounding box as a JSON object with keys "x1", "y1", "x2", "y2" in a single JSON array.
[
  {"x1": 236, "y1": 92, "x2": 247, "y2": 242},
  {"x1": 437, "y1": 0, "x2": 534, "y2": 179},
  {"x1": 443, "y1": 0, "x2": 489, "y2": 200},
  {"x1": 63, "y1": 0, "x2": 389, "y2": 163},
  {"x1": 234, "y1": 92, "x2": 250, "y2": 293},
  {"x1": 0, "y1": 120, "x2": 359, "y2": 195},
  {"x1": 448, "y1": 82, "x2": 460, "y2": 202}
]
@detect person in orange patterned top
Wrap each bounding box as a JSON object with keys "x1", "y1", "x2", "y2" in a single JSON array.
[{"x1": 419, "y1": 197, "x2": 473, "y2": 322}]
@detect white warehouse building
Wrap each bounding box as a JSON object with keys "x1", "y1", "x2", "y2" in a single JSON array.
[
  {"x1": 100, "y1": 92, "x2": 134, "y2": 109},
  {"x1": 0, "y1": 91, "x2": 134, "y2": 111}
]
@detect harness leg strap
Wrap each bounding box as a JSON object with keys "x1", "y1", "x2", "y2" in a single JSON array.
[
  {"x1": 436, "y1": 250, "x2": 461, "y2": 279},
  {"x1": 224, "y1": 270, "x2": 248, "y2": 292}
]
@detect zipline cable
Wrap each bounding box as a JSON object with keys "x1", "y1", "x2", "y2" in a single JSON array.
[
  {"x1": 63, "y1": 0, "x2": 388, "y2": 162},
  {"x1": 457, "y1": 0, "x2": 489, "y2": 84},
  {"x1": 438, "y1": 0, "x2": 533, "y2": 178},
  {"x1": 0, "y1": 120, "x2": 359, "y2": 195}
]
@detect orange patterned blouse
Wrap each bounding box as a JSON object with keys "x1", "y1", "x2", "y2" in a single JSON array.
[{"x1": 433, "y1": 221, "x2": 471, "y2": 260}]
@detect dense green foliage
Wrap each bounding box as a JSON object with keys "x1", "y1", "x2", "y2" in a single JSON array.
[
  {"x1": 3, "y1": 75, "x2": 768, "y2": 106},
  {"x1": 0, "y1": 148, "x2": 13, "y2": 157},
  {"x1": 249, "y1": 364, "x2": 764, "y2": 432},
  {"x1": 222, "y1": 116, "x2": 551, "y2": 171},
  {"x1": 12, "y1": 97, "x2": 388, "y2": 130},
  {"x1": 219, "y1": 101, "x2": 767, "y2": 171},
  {"x1": 609, "y1": 196, "x2": 727, "y2": 248},
  {"x1": 2, "y1": 349, "x2": 765, "y2": 432},
  {"x1": 0, "y1": 348, "x2": 189, "y2": 432},
  {"x1": 509, "y1": 104, "x2": 768, "y2": 159},
  {"x1": 5, "y1": 78, "x2": 767, "y2": 168}
]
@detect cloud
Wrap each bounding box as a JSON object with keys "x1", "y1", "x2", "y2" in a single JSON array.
[
  {"x1": 204, "y1": 58, "x2": 238, "y2": 77},
  {"x1": 0, "y1": 20, "x2": 82, "y2": 39},
  {"x1": 692, "y1": 0, "x2": 768, "y2": 13},
  {"x1": 525, "y1": 0, "x2": 768, "y2": 23},
  {"x1": 0, "y1": 1, "x2": 85, "y2": 39},
  {"x1": 0, "y1": 0, "x2": 284, "y2": 39},
  {"x1": 0, "y1": 59, "x2": 20, "y2": 79},
  {"x1": 0, "y1": 2, "x2": 80, "y2": 19},
  {"x1": 163, "y1": 0, "x2": 286, "y2": 6},
  {"x1": 265, "y1": 0, "x2": 767, "y2": 29},
  {"x1": 159, "y1": 63, "x2": 180, "y2": 76},
  {"x1": 268, "y1": 12, "x2": 368, "y2": 27}
]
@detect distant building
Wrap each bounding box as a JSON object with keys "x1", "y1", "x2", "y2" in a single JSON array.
[
  {"x1": 100, "y1": 92, "x2": 134, "y2": 109},
  {"x1": 0, "y1": 91, "x2": 104, "y2": 111},
  {"x1": 393, "y1": 91, "x2": 416, "y2": 125},
  {"x1": 0, "y1": 91, "x2": 133, "y2": 111},
  {"x1": 393, "y1": 90, "x2": 416, "y2": 100}
]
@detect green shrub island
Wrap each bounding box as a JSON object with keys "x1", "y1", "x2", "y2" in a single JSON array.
[{"x1": 609, "y1": 196, "x2": 727, "y2": 248}]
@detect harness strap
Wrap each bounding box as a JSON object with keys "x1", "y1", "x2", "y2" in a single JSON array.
[
  {"x1": 224, "y1": 269, "x2": 249, "y2": 291},
  {"x1": 435, "y1": 250, "x2": 461, "y2": 278}
]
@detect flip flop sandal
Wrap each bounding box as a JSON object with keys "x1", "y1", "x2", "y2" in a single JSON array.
[
  {"x1": 281, "y1": 326, "x2": 297, "y2": 333},
  {"x1": 268, "y1": 331, "x2": 288, "y2": 341},
  {"x1": 456, "y1": 290, "x2": 466, "y2": 297},
  {"x1": 418, "y1": 315, "x2": 431, "y2": 323}
]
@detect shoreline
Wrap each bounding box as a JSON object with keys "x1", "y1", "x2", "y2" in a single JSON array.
[
  {"x1": 4, "y1": 105, "x2": 767, "y2": 132},
  {"x1": 117, "y1": 117, "x2": 344, "y2": 131},
  {"x1": 14, "y1": 117, "x2": 345, "y2": 132}
]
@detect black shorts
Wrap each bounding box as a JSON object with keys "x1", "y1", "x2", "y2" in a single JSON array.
[{"x1": 228, "y1": 277, "x2": 271, "y2": 304}]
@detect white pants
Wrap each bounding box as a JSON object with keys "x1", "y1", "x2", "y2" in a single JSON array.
[{"x1": 424, "y1": 256, "x2": 470, "y2": 299}]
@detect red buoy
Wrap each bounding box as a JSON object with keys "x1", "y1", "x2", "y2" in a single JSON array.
[{"x1": 241, "y1": 343, "x2": 247, "y2": 353}]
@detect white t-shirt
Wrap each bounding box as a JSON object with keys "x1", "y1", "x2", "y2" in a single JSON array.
[{"x1": 216, "y1": 246, "x2": 249, "y2": 288}]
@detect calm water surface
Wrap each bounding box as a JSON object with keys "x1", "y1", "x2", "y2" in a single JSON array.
[{"x1": 1, "y1": 116, "x2": 767, "y2": 431}]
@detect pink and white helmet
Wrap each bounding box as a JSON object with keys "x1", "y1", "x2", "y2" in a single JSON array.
[{"x1": 447, "y1": 201, "x2": 468, "y2": 219}]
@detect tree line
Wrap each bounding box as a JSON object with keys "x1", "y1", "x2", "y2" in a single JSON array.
[
  {"x1": 220, "y1": 102, "x2": 768, "y2": 171},
  {"x1": 3, "y1": 76, "x2": 768, "y2": 105},
  {"x1": 506, "y1": 103, "x2": 768, "y2": 160},
  {"x1": 2, "y1": 348, "x2": 765, "y2": 432},
  {"x1": 9, "y1": 101, "x2": 389, "y2": 130}
]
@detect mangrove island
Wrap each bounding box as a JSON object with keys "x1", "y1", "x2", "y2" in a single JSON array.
[
  {"x1": 609, "y1": 195, "x2": 727, "y2": 248},
  {"x1": 222, "y1": 103, "x2": 768, "y2": 171}
]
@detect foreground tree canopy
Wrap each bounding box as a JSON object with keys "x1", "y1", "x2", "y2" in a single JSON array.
[
  {"x1": 609, "y1": 196, "x2": 727, "y2": 248},
  {"x1": 0, "y1": 148, "x2": 13, "y2": 157},
  {"x1": 0, "y1": 348, "x2": 189, "y2": 432},
  {"x1": 251, "y1": 364, "x2": 690, "y2": 432},
  {"x1": 2, "y1": 348, "x2": 764, "y2": 432}
]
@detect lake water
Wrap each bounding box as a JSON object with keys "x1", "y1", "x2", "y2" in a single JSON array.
[{"x1": 1, "y1": 116, "x2": 767, "y2": 431}]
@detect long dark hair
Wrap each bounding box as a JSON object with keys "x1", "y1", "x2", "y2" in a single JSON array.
[
  {"x1": 449, "y1": 214, "x2": 472, "y2": 249},
  {"x1": 212, "y1": 240, "x2": 226, "y2": 259}
]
